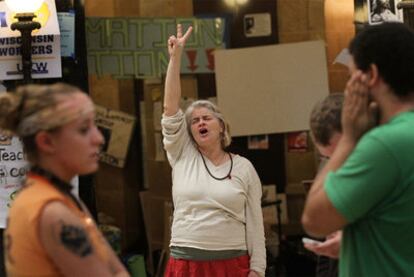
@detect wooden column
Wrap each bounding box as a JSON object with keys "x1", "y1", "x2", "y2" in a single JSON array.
[{"x1": 325, "y1": 0, "x2": 355, "y2": 92}]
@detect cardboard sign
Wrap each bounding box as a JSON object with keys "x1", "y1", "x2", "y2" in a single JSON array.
[{"x1": 95, "y1": 105, "x2": 136, "y2": 168}]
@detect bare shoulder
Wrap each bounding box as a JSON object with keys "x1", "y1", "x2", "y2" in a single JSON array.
[{"x1": 40, "y1": 200, "x2": 80, "y2": 226}]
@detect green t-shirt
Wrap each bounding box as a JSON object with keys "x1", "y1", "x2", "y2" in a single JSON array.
[{"x1": 325, "y1": 111, "x2": 414, "y2": 277}]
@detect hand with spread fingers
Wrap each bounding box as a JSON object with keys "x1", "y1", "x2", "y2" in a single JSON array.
[
  {"x1": 167, "y1": 24, "x2": 193, "y2": 58},
  {"x1": 304, "y1": 231, "x2": 342, "y2": 259},
  {"x1": 342, "y1": 71, "x2": 378, "y2": 143}
]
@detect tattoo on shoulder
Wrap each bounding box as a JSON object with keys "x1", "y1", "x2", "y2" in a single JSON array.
[{"x1": 59, "y1": 221, "x2": 93, "y2": 257}]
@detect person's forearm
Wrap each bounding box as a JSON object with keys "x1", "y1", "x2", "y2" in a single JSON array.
[
  {"x1": 114, "y1": 271, "x2": 130, "y2": 277},
  {"x1": 310, "y1": 136, "x2": 356, "y2": 198},
  {"x1": 302, "y1": 136, "x2": 356, "y2": 236},
  {"x1": 164, "y1": 55, "x2": 182, "y2": 116}
]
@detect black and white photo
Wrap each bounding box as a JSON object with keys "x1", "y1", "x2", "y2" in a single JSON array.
[{"x1": 368, "y1": 0, "x2": 403, "y2": 25}]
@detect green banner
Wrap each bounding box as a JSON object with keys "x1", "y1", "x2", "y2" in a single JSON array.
[{"x1": 86, "y1": 17, "x2": 227, "y2": 79}]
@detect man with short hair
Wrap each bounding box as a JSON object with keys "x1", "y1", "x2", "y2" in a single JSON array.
[
  {"x1": 309, "y1": 93, "x2": 343, "y2": 161},
  {"x1": 302, "y1": 22, "x2": 414, "y2": 276},
  {"x1": 305, "y1": 93, "x2": 344, "y2": 277}
]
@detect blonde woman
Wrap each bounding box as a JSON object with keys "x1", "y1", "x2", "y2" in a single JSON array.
[{"x1": 0, "y1": 83, "x2": 129, "y2": 276}]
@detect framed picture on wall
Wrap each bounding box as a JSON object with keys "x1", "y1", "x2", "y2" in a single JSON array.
[{"x1": 367, "y1": 0, "x2": 403, "y2": 25}]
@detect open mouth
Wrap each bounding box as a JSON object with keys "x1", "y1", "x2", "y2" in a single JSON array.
[{"x1": 199, "y1": 128, "x2": 208, "y2": 136}]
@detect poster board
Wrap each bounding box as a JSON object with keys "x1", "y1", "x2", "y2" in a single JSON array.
[
  {"x1": 0, "y1": 0, "x2": 62, "y2": 80},
  {"x1": 215, "y1": 40, "x2": 329, "y2": 136},
  {"x1": 0, "y1": 133, "x2": 27, "y2": 228},
  {"x1": 95, "y1": 105, "x2": 136, "y2": 168}
]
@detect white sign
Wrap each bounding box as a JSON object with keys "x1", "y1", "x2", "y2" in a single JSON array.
[
  {"x1": 0, "y1": 131, "x2": 79, "y2": 228},
  {"x1": 244, "y1": 13, "x2": 272, "y2": 38},
  {"x1": 57, "y1": 11, "x2": 75, "y2": 58},
  {"x1": 334, "y1": 48, "x2": 351, "y2": 66},
  {"x1": 0, "y1": 0, "x2": 62, "y2": 80},
  {"x1": 0, "y1": 133, "x2": 27, "y2": 228},
  {"x1": 215, "y1": 41, "x2": 329, "y2": 136}
]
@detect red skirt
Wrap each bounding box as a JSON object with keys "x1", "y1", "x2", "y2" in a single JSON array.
[{"x1": 164, "y1": 255, "x2": 250, "y2": 277}]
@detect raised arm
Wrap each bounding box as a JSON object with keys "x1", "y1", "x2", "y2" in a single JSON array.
[{"x1": 163, "y1": 24, "x2": 193, "y2": 116}]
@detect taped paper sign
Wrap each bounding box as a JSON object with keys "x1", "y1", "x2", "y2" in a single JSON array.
[
  {"x1": 95, "y1": 105, "x2": 136, "y2": 168},
  {"x1": 0, "y1": 0, "x2": 62, "y2": 80}
]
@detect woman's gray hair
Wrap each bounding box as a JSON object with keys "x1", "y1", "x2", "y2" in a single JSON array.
[{"x1": 184, "y1": 100, "x2": 232, "y2": 149}]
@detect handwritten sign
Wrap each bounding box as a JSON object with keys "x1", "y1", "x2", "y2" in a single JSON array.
[
  {"x1": 0, "y1": 131, "x2": 79, "y2": 228},
  {"x1": 95, "y1": 105, "x2": 136, "y2": 168},
  {"x1": 86, "y1": 17, "x2": 227, "y2": 78},
  {"x1": 0, "y1": 133, "x2": 27, "y2": 228}
]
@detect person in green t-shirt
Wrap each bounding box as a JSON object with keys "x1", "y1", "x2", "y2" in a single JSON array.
[{"x1": 302, "y1": 22, "x2": 414, "y2": 277}]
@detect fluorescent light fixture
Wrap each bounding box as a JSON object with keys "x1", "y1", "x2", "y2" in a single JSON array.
[{"x1": 224, "y1": 0, "x2": 249, "y2": 8}]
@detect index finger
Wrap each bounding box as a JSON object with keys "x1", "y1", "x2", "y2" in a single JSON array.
[{"x1": 182, "y1": 26, "x2": 193, "y2": 41}]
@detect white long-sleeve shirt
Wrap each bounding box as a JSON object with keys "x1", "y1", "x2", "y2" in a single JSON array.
[{"x1": 161, "y1": 110, "x2": 266, "y2": 275}]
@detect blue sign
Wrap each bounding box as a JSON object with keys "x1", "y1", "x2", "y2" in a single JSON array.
[{"x1": 58, "y1": 10, "x2": 75, "y2": 58}]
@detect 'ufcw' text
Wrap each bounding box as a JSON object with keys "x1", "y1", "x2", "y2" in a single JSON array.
[{"x1": 0, "y1": 35, "x2": 54, "y2": 56}]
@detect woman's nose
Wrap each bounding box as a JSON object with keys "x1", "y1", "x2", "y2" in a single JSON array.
[{"x1": 93, "y1": 126, "x2": 105, "y2": 145}]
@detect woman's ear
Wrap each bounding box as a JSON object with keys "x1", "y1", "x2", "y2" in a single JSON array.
[
  {"x1": 220, "y1": 121, "x2": 226, "y2": 135},
  {"x1": 35, "y1": 131, "x2": 55, "y2": 154}
]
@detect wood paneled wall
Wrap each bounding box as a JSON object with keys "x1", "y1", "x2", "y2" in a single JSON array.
[
  {"x1": 85, "y1": 0, "x2": 142, "y2": 252},
  {"x1": 325, "y1": 0, "x2": 355, "y2": 92},
  {"x1": 84, "y1": 0, "x2": 355, "y2": 251},
  {"x1": 277, "y1": 0, "x2": 354, "y2": 184}
]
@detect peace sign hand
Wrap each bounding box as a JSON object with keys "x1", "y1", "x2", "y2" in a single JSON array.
[{"x1": 167, "y1": 24, "x2": 193, "y2": 58}]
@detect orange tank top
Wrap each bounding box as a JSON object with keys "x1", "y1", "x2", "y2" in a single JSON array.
[{"x1": 5, "y1": 173, "x2": 110, "y2": 276}]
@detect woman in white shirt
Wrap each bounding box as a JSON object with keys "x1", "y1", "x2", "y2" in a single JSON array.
[{"x1": 162, "y1": 24, "x2": 266, "y2": 277}]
